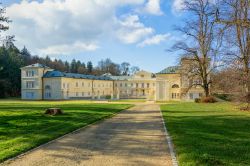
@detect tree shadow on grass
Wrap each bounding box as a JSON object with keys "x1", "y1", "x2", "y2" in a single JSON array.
[
  {"x1": 1, "y1": 106, "x2": 171, "y2": 165},
  {"x1": 0, "y1": 104, "x2": 130, "y2": 162}
]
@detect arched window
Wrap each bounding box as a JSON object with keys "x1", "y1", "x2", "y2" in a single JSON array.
[
  {"x1": 172, "y1": 84, "x2": 179, "y2": 88},
  {"x1": 45, "y1": 85, "x2": 51, "y2": 90}
]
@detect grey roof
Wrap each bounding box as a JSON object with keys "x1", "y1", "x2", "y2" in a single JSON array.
[
  {"x1": 157, "y1": 66, "x2": 180, "y2": 74},
  {"x1": 108, "y1": 75, "x2": 133, "y2": 81},
  {"x1": 21, "y1": 63, "x2": 50, "y2": 69},
  {"x1": 43, "y1": 71, "x2": 112, "y2": 80}
]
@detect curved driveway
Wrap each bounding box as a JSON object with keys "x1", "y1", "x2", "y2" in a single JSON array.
[{"x1": 2, "y1": 102, "x2": 173, "y2": 166}]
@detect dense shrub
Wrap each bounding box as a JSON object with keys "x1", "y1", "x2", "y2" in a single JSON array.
[
  {"x1": 213, "y1": 93, "x2": 232, "y2": 101},
  {"x1": 105, "y1": 95, "x2": 111, "y2": 99},
  {"x1": 200, "y1": 96, "x2": 217, "y2": 103},
  {"x1": 195, "y1": 98, "x2": 201, "y2": 103}
]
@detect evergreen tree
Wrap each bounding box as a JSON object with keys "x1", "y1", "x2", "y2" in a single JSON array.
[
  {"x1": 70, "y1": 59, "x2": 77, "y2": 73},
  {"x1": 20, "y1": 46, "x2": 31, "y2": 65},
  {"x1": 87, "y1": 61, "x2": 93, "y2": 74},
  {"x1": 64, "y1": 61, "x2": 70, "y2": 72}
]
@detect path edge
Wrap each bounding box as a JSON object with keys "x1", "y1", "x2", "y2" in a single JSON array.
[{"x1": 159, "y1": 105, "x2": 179, "y2": 166}]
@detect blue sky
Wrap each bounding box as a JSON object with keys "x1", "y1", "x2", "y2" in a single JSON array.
[{"x1": 2, "y1": 0, "x2": 185, "y2": 72}]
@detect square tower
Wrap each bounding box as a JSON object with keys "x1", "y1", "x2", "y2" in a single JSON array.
[{"x1": 20, "y1": 63, "x2": 53, "y2": 100}]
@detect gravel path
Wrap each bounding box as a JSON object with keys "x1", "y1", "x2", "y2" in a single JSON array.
[{"x1": 2, "y1": 102, "x2": 173, "y2": 166}]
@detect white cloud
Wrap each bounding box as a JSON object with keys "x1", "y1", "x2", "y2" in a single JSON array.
[
  {"x1": 173, "y1": 0, "x2": 185, "y2": 11},
  {"x1": 40, "y1": 42, "x2": 99, "y2": 55},
  {"x1": 137, "y1": 33, "x2": 170, "y2": 47},
  {"x1": 116, "y1": 15, "x2": 154, "y2": 44},
  {"x1": 143, "y1": 0, "x2": 163, "y2": 15},
  {"x1": 5, "y1": 0, "x2": 165, "y2": 55}
]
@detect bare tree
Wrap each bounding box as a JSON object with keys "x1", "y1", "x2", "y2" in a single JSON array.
[
  {"x1": 120, "y1": 62, "x2": 130, "y2": 76},
  {"x1": 172, "y1": 0, "x2": 221, "y2": 97},
  {"x1": 216, "y1": 0, "x2": 250, "y2": 107}
]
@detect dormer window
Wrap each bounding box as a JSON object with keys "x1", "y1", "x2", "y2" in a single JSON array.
[{"x1": 141, "y1": 75, "x2": 144, "y2": 78}]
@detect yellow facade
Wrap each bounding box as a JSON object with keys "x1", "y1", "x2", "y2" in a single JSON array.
[{"x1": 21, "y1": 63, "x2": 204, "y2": 101}]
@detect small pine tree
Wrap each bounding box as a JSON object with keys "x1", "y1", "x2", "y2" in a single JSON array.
[{"x1": 87, "y1": 61, "x2": 93, "y2": 74}]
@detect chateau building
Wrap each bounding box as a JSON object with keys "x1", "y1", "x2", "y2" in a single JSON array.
[{"x1": 21, "y1": 59, "x2": 204, "y2": 101}]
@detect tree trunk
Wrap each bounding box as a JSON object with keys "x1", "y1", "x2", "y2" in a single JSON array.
[{"x1": 204, "y1": 84, "x2": 210, "y2": 97}]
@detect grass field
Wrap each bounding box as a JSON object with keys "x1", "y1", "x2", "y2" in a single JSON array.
[
  {"x1": 108, "y1": 99, "x2": 146, "y2": 102},
  {"x1": 0, "y1": 100, "x2": 132, "y2": 162},
  {"x1": 161, "y1": 102, "x2": 250, "y2": 166}
]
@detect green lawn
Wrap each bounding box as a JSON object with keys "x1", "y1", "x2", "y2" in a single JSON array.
[
  {"x1": 108, "y1": 99, "x2": 146, "y2": 102},
  {"x1": 0, "y1": 100, "x2": 132, "y2": 162},
  {"x1": 161, "y1": 102, "x2": 250, "y2": 166}
]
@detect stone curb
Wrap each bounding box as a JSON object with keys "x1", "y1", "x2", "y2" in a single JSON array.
[{"x1": 159, "y1": 106, "x2": 179, "y2": 166}]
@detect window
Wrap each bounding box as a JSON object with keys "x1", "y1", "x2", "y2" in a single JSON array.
[
  {"x1": 172, "y1": 93, "x2": 179, "y2": 99},
  {"x1": 26, "y1": 92, "x2": 34, "y2": 99},
  {"x1": 76, "y1": 82, "x2": 78, "y2": 87},
  {"x1": 76, "y1": 92, "x2": 78, "y2": 97},
  {"x1": 88, "y1": 92, "x2": 91, "y2": 96},
  {"x1": 189, "y1": 93, "x2": 193, "y2": 99},
  {"x1": 199, "y1": 93, "x2": 203, "y2": 97},
  {"x1": 82, "y1": 92, "x2": 84, "y2": 96},
  {"x1": 125, "y1": 83, "x2": 127, "y2": 87},
  {"x1": 82, "y1": 82, "x2": 84, "y2": 87},
  {"x1": 172, "y1": 84, "x2": 179, "y2": 88},
  {"x1": 45, "y1": 85, "x2": 51, "y2": 90},
  {"x1": 67, "y1": 83, "x2": 69, "y2": 88},
  {"x1": 120, "y1": 83, "x2": 122, "y2": 87},
  {"x1": 26, "y1": 81, "x2": 35, "y2": 88},
  {"x1": 147, "y1": 83, "x2": 150, "y2": 88},
  {"x1": 45, "y1": 92, "x2": 51, "y2": 98},
  {"x1": 142, "y1": 83, "x2": 144, "y2": 88},
  {"x1": 193, "y1": 79, "x2": 202, "y2": 85},
  {"x1": 131, "y1": 83, "x2": 133, "y2": 87},
  {"x1": 136, "y1": 83, "x2": 139, "y2": 88},
  {"x1": 63, "y1": 83, "x2": 65, "y2": 89},
  {"x1": 26, "y1": 70, "x2": 36, "y2": 77}
]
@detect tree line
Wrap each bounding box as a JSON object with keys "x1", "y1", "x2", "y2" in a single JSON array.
[{"x1": 0, "y1": 44, "x2": 140, "y2": 98}]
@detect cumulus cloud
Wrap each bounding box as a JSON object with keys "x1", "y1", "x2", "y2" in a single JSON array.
[
  {"x1": 140, "y1": 0, "x2": 163, "y2": 15},
  {"x1": 40, "y1": 42, "x2": 99, "y2": 55},
  {"x1": 116, "y1": 15, "x2": 154, "y2": 44},
  {"x1": 172, "y1": 0, "x2": 185, "y2": 12},
  {"x1": 6, "y1": 0, "x2": 165, "y2": 55},
  {"x1": 137, "y1": 33, "x2": 170, "y2": 47}
]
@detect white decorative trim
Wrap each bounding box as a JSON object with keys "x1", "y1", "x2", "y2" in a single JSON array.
[{"x1": 160, "y1": 107, "x2": 179, "y2": 166}]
